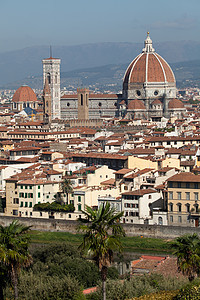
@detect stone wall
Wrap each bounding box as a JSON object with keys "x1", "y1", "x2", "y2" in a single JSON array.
[
  {"x1": 1, "y1": 215, "x2": 200, "y2": 239},
  {"x1": 69, "y1": 119, "x2": 103, "y2": 127}
]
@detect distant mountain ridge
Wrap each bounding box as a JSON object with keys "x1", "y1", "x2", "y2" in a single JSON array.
[
  {"x1": 2, "y1": 59, "x2": 200, "y2": 92},
  {"x1": 0, "y1": 40, "x2": 200, "y2": 87}
]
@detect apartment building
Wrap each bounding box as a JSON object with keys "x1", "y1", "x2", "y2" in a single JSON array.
[
  {"x1": 122, "y1": 189, "x2": 164, "y2": 224},
  {"x1": 167, "y1": 172, "x2": 200, "y2": 227},
  {"x1": 5, "y1": 177, "x2": 60, "y2": 217}
]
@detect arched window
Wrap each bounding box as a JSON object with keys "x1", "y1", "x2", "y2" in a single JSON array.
[
  {"x1": 81, "y1": 94, "x2": 83, "y2": 106},
  {"x1": 55, "y1": 73, "x2": 58, "y2": 84},
  {"x1": 169, "y1": 203, "x2": 173, "y2": 212},
  {"x1": 47, "y1": 73, "x2": 51, "y2": 84},
  {"x1": 158, "y1": 217, "x2": 163, "y2": 225}
]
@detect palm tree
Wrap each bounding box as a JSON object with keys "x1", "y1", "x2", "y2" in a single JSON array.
[
  {"x1": 60, "y1": 178, "x2": 73, "y2": 204},
  {"x1": 0, "y1": 261, "x2": 9, "y2": 300},
  {"x1": 79, "y1": 203, "x2": 125, "y2": 300},
  {"x1": 172, "y1": 233, "x2": 200, "y2": 281},
  {"x1": 0, "y1": 220, "x2": 32, "y2": 299},
  {"x1": 53, "y1": 191, "x2": 64, "y2": 205}
]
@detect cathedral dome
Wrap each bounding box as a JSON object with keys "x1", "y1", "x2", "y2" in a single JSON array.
[
  {"x1": 122, "y1": 33, "x2": 176, "y2": 103},
  {"x1": 168, "y1": 99, "x2": 184, "y2": 109},
  {"x1": 123, "y1": 34, "x2": 175, "y2": 86},
  {"x1": 12, "y1": 85, "x2": 37, "y2": 103},
  {"x1": 127, "y1": 99, "x2": 146, "y2": 110}
]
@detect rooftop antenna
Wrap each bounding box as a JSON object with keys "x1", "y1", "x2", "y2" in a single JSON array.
[{"x1": 50, "y1": 45, "x2": 52, "y2": 58}]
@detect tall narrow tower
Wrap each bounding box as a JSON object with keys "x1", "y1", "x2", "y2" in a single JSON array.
[
  {"x1": 43, "y1": 77, "x2": 52, "y2": 123},
  {"x1": 42, "y1": 55, "x2": 61, "y2": 120},
  {"x1": 77, "y1": 88, "x2": 89, "y2": 119}
]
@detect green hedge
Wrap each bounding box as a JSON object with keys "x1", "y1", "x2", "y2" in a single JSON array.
[{"x1": 33, "y1": 201, "x2": 75, "y2": 213}]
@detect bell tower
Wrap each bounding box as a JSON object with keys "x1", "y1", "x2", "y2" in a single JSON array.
[
  {"x1": 42, "y1": 53, "x2": 61, "y2": 120},
  {"x1": 77, "y1": 88, "x2": 89, "y2": 119},
  {"x1": 43, "y1": 77, "x2": 51, "y2": 123}
]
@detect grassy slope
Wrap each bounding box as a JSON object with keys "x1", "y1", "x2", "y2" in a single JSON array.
[{"x1": 30, "y1": 231, "x2": 173, "y2": 254}]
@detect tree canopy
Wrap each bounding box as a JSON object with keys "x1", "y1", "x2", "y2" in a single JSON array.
[
  {"x1": 0, "y1": 220, "x2": 32, "y2": 299},
  {"x1": 172, "y1": 233, "x2": 200, "y2": 281},
  {"x1": 79, "y1": 202, "x2": 125, "y2": 300}
]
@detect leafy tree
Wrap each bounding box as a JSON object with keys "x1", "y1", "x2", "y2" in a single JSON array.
[
  {"x1": 0, "y1": 220, "x2": 32, "y2": 299},
  {"x1": 61, "y1": 178, "x2": 73, "y2": 204},
  {"x1": 33, "y1": 201, "x2": 75, "y2": 212},
  {"x1": 8, "y1": 272, "x2": 86, "y2": 300},
  {"x1": 32, "y1": 243, "x2": 100, "y2": 288},
  {"x1": 0, "y1": 261, "x2": 9, "y2": 300},
  {"x1": 79, "y1": 203, "x2": 125, "y2": 300},
  {"x1": 174, "y1": 279, "x2": 200, "y2": 300},
  {"x1": 171, "y1": 233, "x2": 200, "y2": 281},
  {"x1": 86, "y1": 273, "x2": 187, "y2": 300}
]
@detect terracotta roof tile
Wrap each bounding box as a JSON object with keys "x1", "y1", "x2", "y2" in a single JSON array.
[
  {"x1": 168, "y1": 172, "x2": 200, "y2": 183},
  {"x1": 122, "y1": 188, "x2": 157, "y2": 196},
  {"x1": 12, "y1": 86, "x2": 37, "y2": 103}
]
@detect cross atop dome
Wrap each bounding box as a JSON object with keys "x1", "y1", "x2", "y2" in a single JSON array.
[{"x1": 142, "y1": 32, "x2": 155, "y2": 53}]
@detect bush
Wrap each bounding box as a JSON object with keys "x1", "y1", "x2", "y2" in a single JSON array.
[
  {"x1": 86, "y1": 274, "x2": 188, "y2": 300},
  {"x1": 130, "y1": 290, "x2": 178, "y2": 299},
  {"x1": 34, "y1": 201, "x2": 75, "y2": 212},
  {"x1": 174, "y1": 279, "x2": 200, "y2": 300},
  {"x1": 5, "y1": 272, "x2": 85, "y2": 300},
  {"x1": 31, "y1": 243, "x2": 100, "y2": 289}
]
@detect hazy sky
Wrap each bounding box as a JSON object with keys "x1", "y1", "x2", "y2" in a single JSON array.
[{"x1": 0, "y1": 0, "x2": 199, "y2": 52}]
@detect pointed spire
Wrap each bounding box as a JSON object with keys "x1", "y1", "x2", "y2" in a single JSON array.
[
  {"x1": 50, "y1": 45, "x2": 52, "y2": 58},
  {"x1": 142, "y1": 32, "x2": 155, "y2": 53}
]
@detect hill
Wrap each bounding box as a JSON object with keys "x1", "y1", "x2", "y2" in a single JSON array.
[
  {"x1": 3, "y1": 59, "x2": 200, "y2": 92},
  {"x1": 0, "y1": 40, "x2": 200, "y2": 87}
]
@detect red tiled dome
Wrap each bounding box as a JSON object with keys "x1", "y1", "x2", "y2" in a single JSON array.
[
  {"x1": 127, "y1": 99, "x2": 146, "y2": 110},
  {"x1": 168, "y1": 99, "x2": 184, "y2": 109},
  {"x1": 12, "y1": 85, "x2": 37, "y2": 103},
  {"x1": 123, "y1": 34, "x2": 175, "y2": 87},
  {"x1": 124, "y1": 53, "x2": 175, "y2": 86}
]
